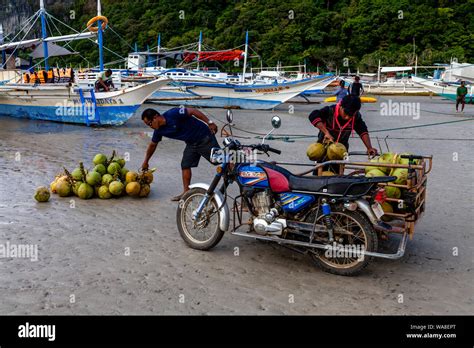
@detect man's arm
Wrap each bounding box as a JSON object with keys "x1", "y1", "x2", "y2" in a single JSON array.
[
  {"x1": 354, "y1": 116, "x2": 377, "y2": 156},
  {"x1": 187, "y1": 107, "x2": 217, "y2": 133},
  {"x1": 315, "y1": 122, "x2": 334, "y2": 142},
  {"x1": 308, "y1": 107, "x2": 334, "y2": 142},
  {"x1": 142, "y1": 142, "x2": 158, "y2": 170},
  {"x1": 360, "y1": 133, "x2": 377, "y2": 156}
]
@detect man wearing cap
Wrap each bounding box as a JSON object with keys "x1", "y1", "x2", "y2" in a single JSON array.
[{"x1": 308, "y1": 95, "x2": 377, "y2": 157}]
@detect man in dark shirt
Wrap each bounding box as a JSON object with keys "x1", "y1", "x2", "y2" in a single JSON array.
[
  {"x1": 308, "y1": 95, "x2": 377, "y2": 157},
  {"x1": 141, "y1": 107, "x2": 219, "y2": 201},
  {"x1": 348, "y1": 76, "x2": 364, "y2": 97}
]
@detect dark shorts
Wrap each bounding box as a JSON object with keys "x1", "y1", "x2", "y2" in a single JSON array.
[
  {"x1": 456, "y1": 96, "x2": 466, "y2": 103},
  {"x1": 95, "y1": 79, "x2": 113, "y2": 92},
  {"x1": 181, "y1": 134, "x2": 219, "y2": 169}
]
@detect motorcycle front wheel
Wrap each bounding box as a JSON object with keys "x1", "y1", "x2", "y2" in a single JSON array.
[
  {"x1": 176, "y1": 187, "x2": 225, "y2": 250},
  {"x1": 306, "y1": 207, "x2": 378, "y2": 276}
]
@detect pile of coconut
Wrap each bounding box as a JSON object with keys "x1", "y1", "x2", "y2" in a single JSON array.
[{"x1": 34, "y1": 151, "x2": 155, "y2": 202}]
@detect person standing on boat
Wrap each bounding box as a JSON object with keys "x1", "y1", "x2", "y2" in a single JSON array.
[
  {"x1": 348, "y1": 76, "x2": 364, "y2": 97},
  {"x1": 456, "y1": 81, "x2": 468, "y2": 112},
  {"x1": 334, "y1": 80, "x2": 349, "y2": 102},
  {"x1": 141, "y1": 107, "x2": 219, "y2": 201},
  {"x1": 308, "y1": 95, "x2": 377, "y2": 156},
  {"x1": 95, "y1": 69, "x2": 115, "y2": 92}
]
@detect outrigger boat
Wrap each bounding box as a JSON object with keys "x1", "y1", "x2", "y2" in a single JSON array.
[
  {"x1": 411, "y1": 76, "x2": 474, "y2": 102},
  {"x1": 123, "y1": 32, "x2": 335, "y2": 109},
  {"x1": 0, "y1": 0, "x2": 169, "y2": 125}
]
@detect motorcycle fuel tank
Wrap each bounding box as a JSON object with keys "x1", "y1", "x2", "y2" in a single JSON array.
[{"x1": 237, "y1": 165, "x2": 269, "y2": 188}]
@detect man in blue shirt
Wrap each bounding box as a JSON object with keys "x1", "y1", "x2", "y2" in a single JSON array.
[{"x1": 141, "y1": 107, "x2": 219, "y2": 201}]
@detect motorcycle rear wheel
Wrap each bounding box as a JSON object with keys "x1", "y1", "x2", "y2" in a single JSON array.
[
  {"x1": 307, "y1": 207, "x2": 378, "y2": 276},
  {"x1": 176, "y1": 187, "x2": 225, "y2": 250}
]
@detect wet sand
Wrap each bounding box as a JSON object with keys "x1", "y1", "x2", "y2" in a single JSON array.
[{"x1": 0, "y1": 95, "x2": 473, "y2": 314}]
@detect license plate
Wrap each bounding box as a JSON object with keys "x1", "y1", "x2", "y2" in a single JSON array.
[{"x1": 372, "y1": 202, "x2": 385, "y2": 220}]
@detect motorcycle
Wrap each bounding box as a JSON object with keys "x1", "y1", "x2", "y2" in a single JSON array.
[{"x1": 176, "y1": 110, "x2": 403, "y2": 276}]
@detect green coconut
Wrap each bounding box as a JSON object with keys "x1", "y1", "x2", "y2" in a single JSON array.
[
  {"x1": 377, "y1": 152, "x2": 398, "y2": 174},
  {"x1": 114, "y1": 158, "x2": 126, "y2": 168},
  {"x1": 381, "y1": 202, "x2": 394, "y2": 222},
  {"x1": 107, "y1": 162, "x2": 121, "y2": 175},
  {"x1": 120, "y1": 167, "x2": 129, "y2": 180},
  {"x1": 71, "y1": 168, "x2": 83, "y2": 181},
  {"x1": 56, "y1": 179, "x2": 72, "y2": 197},
  {"x1": 306, "y1": 143, "x2": 326, "y2": 161},
  {"x1": 365, "y1": 158, "x2": 380, "y2": 173},
  {"x1": 101, "y1": 174, "x2": 113, "y2": 186},
  {"x1": 93, "y1": 164, "x2": 106, "y2": 176},
  {"x1": 98, "y1": 185, "x2": 112, "y2": 199},
  {"x1": 390, "y1": 168, "x2": 408, "y2": 185},
  {"x1": 86, "y1": 171, "x2": 102, "y2": 186},
  {"x1": 109, "y1": 181, "x2": 124, "y2": 196},
  {"x1": 77, "y1": 183, "x2": 94, "y2": 199},
  {"x1": 385, "y1": 186, "x2": 402, "y2": 199},
  {"x1": 126, "y1": 181, "x2": 141, "y2": 196},
  {"x1": 34, "y1": 186, "x2": 50, "y2": 202},
  {"x1": 72, "y1": 181, "x2": 83, "y2": 196},
  {"x1": 139, "y1": 183, "x2": 151, "y2": 197},
  {"x1": 93, "y1": 153, "x2": 107, "y2": 166},
  {"x1": 326, "y1": 143, "x2": 347, "y2": 160},
  {"x1": 398, "y1": 152, "x2": 420, "y2": 165},
  {"x1": 366, "y1": 169, "x2": 386, "y2": 177}
]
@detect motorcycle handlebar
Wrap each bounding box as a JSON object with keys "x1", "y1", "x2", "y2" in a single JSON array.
[{"x1": 267, "y1": 147, "x2": 282, "y2": 155}]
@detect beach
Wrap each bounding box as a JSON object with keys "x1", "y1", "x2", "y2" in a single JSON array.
[{"x1": 0, "y1": 95, "x2": 473, "y2": 315}]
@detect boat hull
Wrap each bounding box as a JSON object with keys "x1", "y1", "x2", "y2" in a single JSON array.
[
  {"x1": 0, "y1": 78, "x2": 169, "y2": 125},
  {"x1": 149, "y1": 75, "x2": 335, "y2": 109}
]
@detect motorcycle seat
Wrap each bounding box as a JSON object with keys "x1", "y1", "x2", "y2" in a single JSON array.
[
  {"x1": 259, "y1": 161, "x2": 396, "y2": 196},
  {"x1": 289, "y1": 175, "x2": 397, "y2": 195}
]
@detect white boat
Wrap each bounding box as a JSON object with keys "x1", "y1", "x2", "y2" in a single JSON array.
[
  {"x1": 0, "y1": 0, "x2": 169, "y2": 125},
  {"x1": 122, "y1": 33, "x2": 335, "y2": 109},
  {"x1": 150, "y1": 73, "x2": 335, "y2": 109},
  {"x1": 411, "y1": 76, "x2": 474, "y2": 102}
]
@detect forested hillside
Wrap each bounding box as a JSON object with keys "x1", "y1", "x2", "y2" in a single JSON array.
[{"x1": 2, "y1": 0, "x2": 473, "y2": 71}]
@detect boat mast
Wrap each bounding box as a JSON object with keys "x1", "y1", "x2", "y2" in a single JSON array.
[
  {"x1": 377, "y1": 59, "x2": 381, "y2": 83},
  {"x1": 414, "y1": 55, "x2": 418, "y2": 77},
  {"x1": 0, "y1": 24, "x2": 5, "y2": 69},
  {"x1": 97, "y1": 0, "x2": 104, "y2": 71},
  {"x1": 197, "y1": 31, "x2": 202, "y2": 70},
  {"x1": 40, "y1": 0, "x2": 49, "y2": 71},
  {"x1": 241, "y1": 30, "x2": 248, "y2": 83}
]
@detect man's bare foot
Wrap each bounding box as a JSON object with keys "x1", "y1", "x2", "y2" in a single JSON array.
[{"x1": 171, "y1": 192, "x2": 187, "y2": 202}]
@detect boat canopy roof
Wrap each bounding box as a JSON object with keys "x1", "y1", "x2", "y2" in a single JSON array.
[
  {"x1": 380, "y1": 66, "x2": 413, "y2": 73},
  {"x1": 0, "y1": 32, "x2": 96, "y2": 52}
]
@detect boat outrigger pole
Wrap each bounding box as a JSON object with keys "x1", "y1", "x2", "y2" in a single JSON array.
[
  {"x1": 40, "y1": 0, "x2": 49, "y2": 71},
  {"x1": 97, "y1": 0, "x2": 104, "y2": 71},
  {"x1": 0, "y1": 24, "x2": 5, "y2": 69}
]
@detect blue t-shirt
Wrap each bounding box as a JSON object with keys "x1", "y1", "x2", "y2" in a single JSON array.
[
  {"x1": 334, "y1": 87, "x2": 349, "y2": 102},
  {"x1": 151, "y1": 107, "x2": 212, "y2": 144}
]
